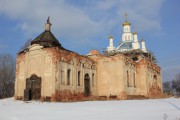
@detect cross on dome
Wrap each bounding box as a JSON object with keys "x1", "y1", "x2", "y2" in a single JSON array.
[
  {"x1": 123, "y1": 13, "x2": 130, "y2": 26},
  {"x1": 124, "y1": 13, "x2": 128, "y2": 22},
  {"x1": 45, "y1": 16, "x2": 52, "y2": 31}
]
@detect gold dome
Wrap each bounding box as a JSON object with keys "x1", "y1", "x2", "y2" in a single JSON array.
[
  {"x1": 141, "y1": 39, "x2": 145, "y2": 42},
  {"x1": 133, "y1": 32, "x2": 137, "y2": 35},
  {"x1": 123, "y1": 21, "x2": 131, "y2": 26},
  {"x1": 109, "y1": 35, "x2": 114, "y2": 39}
]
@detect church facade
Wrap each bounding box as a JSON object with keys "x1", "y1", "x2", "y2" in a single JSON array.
[{"x1": 14, "y1": 18, "x2": 162, "y2": 101}]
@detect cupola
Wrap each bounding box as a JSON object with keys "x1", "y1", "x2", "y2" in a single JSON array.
[{"x1": 31, "y1": 17, "x2": 62, "y2": 48}]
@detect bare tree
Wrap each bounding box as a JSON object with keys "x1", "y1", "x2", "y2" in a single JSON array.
[
  {"x1": 163, "y1": 73, "x2": 180, "y2": 96},
  {"x1": 0, "y1": 54, "x2": 15, "y2": 98},
  {"x1": 174, "y1": 73, "x2": 180, "y2": 94},
  {"x1": 163, "y1": 81, "x2": 172, "y2": 95}
]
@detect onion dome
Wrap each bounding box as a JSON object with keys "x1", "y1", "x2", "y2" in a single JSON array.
[
  {"x1": 133, "y1": 32, "x2": 138, "y2": 35},
  {"x1": 109, "y1": 35, "x2": 114, "y2": 39},
  {"x1": 123, "y1": 21, "x2": 131, "y2": 26},
  {"x1": 141, "y1": 39, "x2": 145, "y2": 42}
]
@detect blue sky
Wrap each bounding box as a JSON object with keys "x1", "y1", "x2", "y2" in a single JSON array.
[{"x1": 0, "y1": 0, "x2": 180, "y2": 82}]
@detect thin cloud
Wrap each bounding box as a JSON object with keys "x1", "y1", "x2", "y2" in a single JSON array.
[{"x1": 0, "y1": 44, "x2": 8, "y2": 49}]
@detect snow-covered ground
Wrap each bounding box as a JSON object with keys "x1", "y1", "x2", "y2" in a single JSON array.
[{"x1": 0, "y1": 98, "x2": 180, "y2": 120}]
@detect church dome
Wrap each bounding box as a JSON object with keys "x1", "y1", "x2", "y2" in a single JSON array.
[
  {"x1": 141, "y1": 39, "x2": 145, "y2": 42},
  {"x1": 88, "y1": 50, "x2": 99, "y2": 55},
  {"x1": 109, "y1": 35, "x2": 114, "y2": 39},
  {"x1": 31, "y1": 17, "x2": 62, "y2": 48},
  {"x1": 31, "y1": 31, "x2": 61, "y2": 47},
  {"x1": 133, "y1": 32, "x2": 137, "y2": 35},
  {"x1": 123, "y1": 21, "x2": 131, "y2": 26}
]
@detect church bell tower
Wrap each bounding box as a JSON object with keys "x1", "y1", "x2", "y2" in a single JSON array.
[{"x1": 122, "y1": 13, "x2": 133, "y2": 42}]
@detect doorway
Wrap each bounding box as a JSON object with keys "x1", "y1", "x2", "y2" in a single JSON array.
[{"x1": 24, "y1": 74, "x2": 41, "y2": 101}]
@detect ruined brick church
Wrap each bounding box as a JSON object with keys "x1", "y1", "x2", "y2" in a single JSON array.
[{"x1": 14, "y1": 17, "x2": 162, "y2": 101}]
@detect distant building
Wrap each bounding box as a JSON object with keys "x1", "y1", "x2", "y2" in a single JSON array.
[
  {"x1": 105, "y1": 18, "x2": 146, "y2": 53},
  {"x1": 14, "y1": 17, "x2": 162, "y2": 101}
]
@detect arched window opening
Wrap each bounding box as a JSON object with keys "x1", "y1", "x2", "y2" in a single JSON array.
[
  {"x1": 92, "y1": 73, "x2": 95, "y2": 87},
  {"x1": 84, "y1": 73, "x2": 90, "y2": 96},
  {"x1": 78, "y1": 71, "x2": 81, "y2": 86},
  {"x1": 67, "y1": 69, "x2": 71, "y2": 85},
  {"x1": 61, "y1": 69, "x2": 65, "y2": 85},
  {"x1": 133, "y1": 73, "x2": 136, "y2": 87},
  {"x1": 127, "y1": 71, "x2": 129, "y2": 87},
  {"x1": 153, "y1": 75, "x2": 157, "y2": 82}
]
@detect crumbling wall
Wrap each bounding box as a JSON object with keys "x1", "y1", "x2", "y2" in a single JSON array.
[
  {"x1": 14, "y1": 53, "x2": 26, "y2": 99},
  {"x1": 123, "y1": 56, "x2": 137, "y2": 95},
  {"x1": 44, "y1": 47, "x2": 97, "y2": 97},
  {"x1": 148, "y1": 81, "x2": 162, "y2": 98},
  {"x1": 135, "y1": 59, "x2": 149, "y2": 96},
  {"x1": 93, "y1": 54, "x2": 126, "y2": 98},
  {"x1": 135, "y1": 58, "x2": 162, "y2": 98}
]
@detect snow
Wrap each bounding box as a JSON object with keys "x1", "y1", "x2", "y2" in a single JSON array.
[{"x1": 0, "y1": 98, "x2": 180, "y2": 120}]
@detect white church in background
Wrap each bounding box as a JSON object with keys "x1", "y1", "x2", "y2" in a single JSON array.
[{"x1": 106, "y1": 16, "x2": 147, "y2": 53}]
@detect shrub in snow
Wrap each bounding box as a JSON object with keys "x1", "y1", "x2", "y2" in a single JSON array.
[
  {"x1": 50, "y1": 90, "x2": 106, "y2": 102},
  {"x1": 51, "y1": 90, "x2": 85, "y2": 102}
]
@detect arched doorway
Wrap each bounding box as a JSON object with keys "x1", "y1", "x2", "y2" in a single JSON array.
[
  {"x1": 84, "y1": 73, "x2": 90, "y2": 96},
  {"x1": 24, "y1": 74, "x2": 41, "y2": 101}
]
